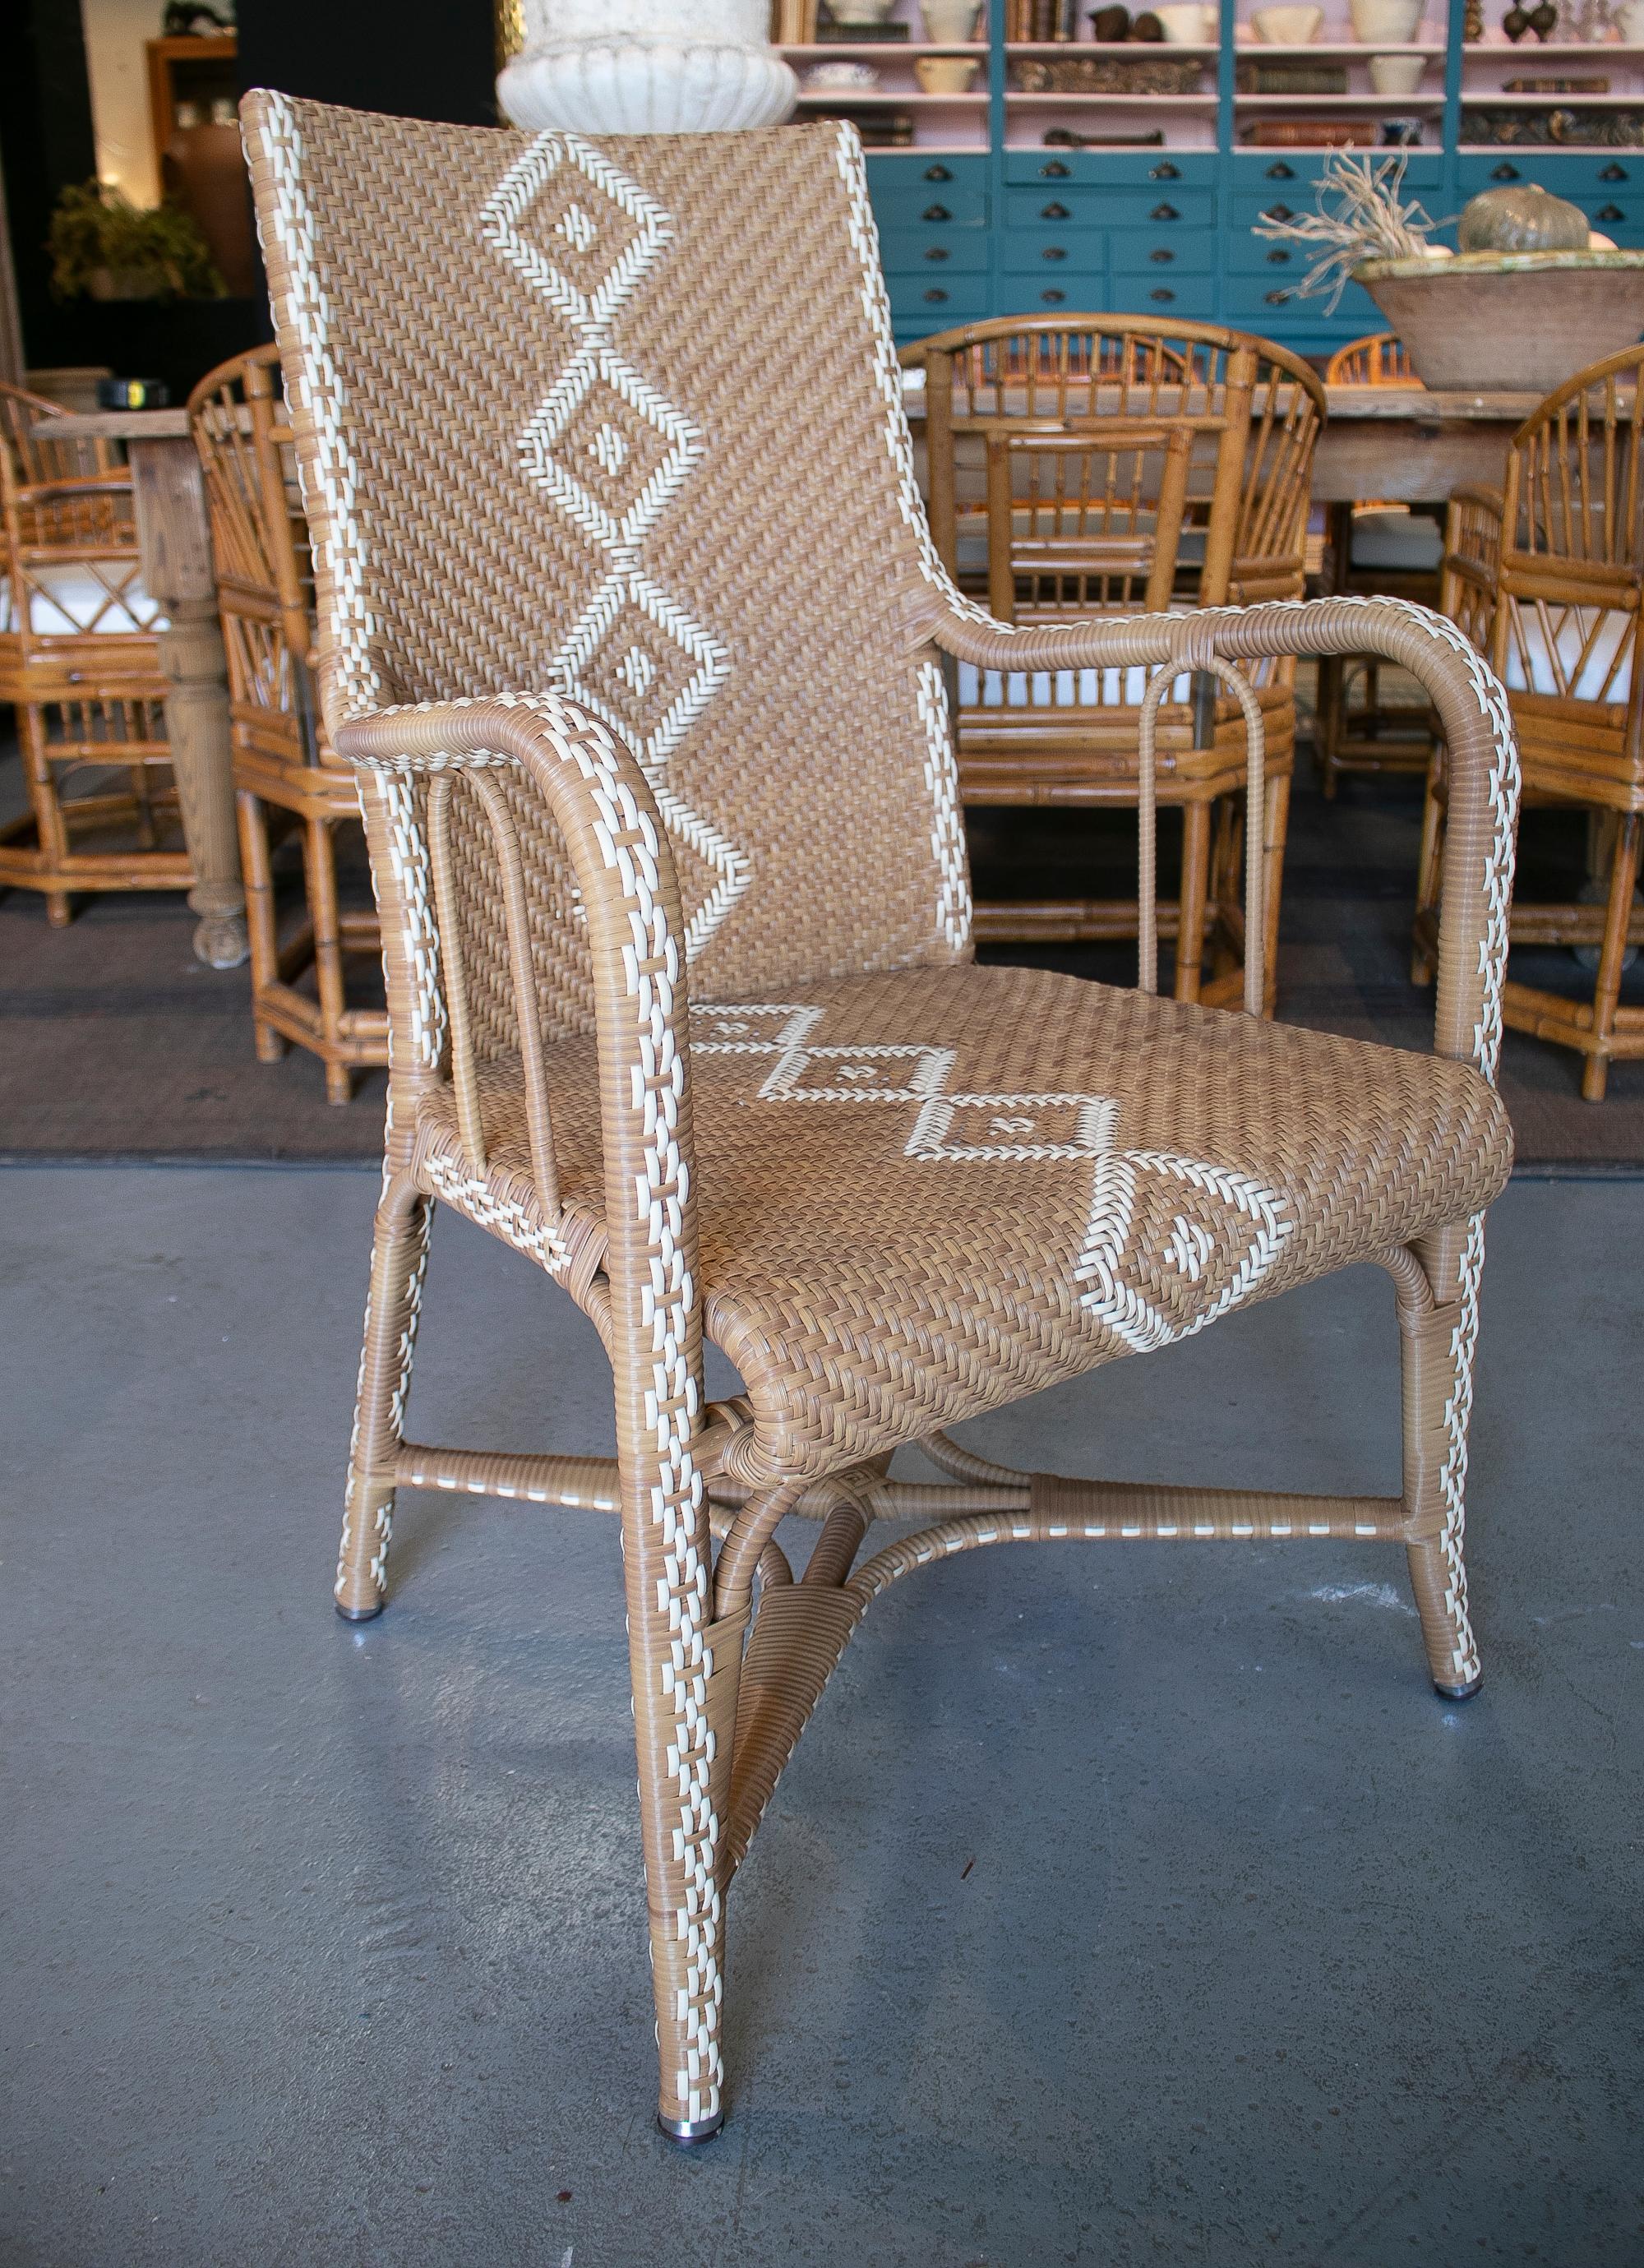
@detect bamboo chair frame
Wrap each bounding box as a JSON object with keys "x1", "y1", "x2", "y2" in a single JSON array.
[
  {"x1": 1418, "y1": 341, "x2": 1644, "y2": 1100},
  {"x1": 1317, "y1": 332, "x2": 1438, "y2": 799},
  {"x1": 0, "y1": 380, "x2": 182, "y2": 922},
  {"x1": 187, "y1": 348, "x2": 387, "y2": 1102},
  {"x1": 245, "y1": 97, "x2": 1521, "y2": 2141},
  {"x1": 904, "y1": 316, "x2": 1324, "y2": 1013}
]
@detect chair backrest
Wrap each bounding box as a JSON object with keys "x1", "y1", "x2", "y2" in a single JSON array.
[
  {"x1": 0, "y1": 378, "x2": 159, "y2": 658},
  {"x1": 1493, "y1": 344, "x2": 1644, "y2": 732},
  {"x1": 905, "y1": 316, "x2": 1327, "y2": 613},
  {"x1": 188, "y1": 344, "x2": 327, "y2": 769},
  {"x1": 982, "y1": 423, "x2": 1194, "y2": 622},
  {"x1": 242, "y1": 96, "x2": 977, "y2": 1052},
  {"x1": 1323, "y1": 332, "x2": 1420, "y2": 388}
]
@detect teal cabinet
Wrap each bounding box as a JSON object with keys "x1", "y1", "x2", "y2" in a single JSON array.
[{"x1": 849, "y1": 5, "x2": 1644, "y2": 356}]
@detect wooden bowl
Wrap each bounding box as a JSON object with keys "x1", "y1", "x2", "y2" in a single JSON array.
[{"x1": 1355, "y1": 249, "x2": 1644, "y2": 393}]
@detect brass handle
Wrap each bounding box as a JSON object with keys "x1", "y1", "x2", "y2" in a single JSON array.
[
  {"x1": 1042, "y1": 245, "x2": 1068, "y2": 260},
  {"x1": 1265, "y1": 160, "x2": 1295, "y2": 178},
  {"x1": 922, "y1": 203, "x2": 952, "y2": 222},
  {"x1": 1149, "y1": 247, "x2": 1175, "y2": 263},
  {"x1": 924, "y1": 164, "x2": 952, "y2": 182},
  {"x1": 922, "y1": 288, "x2": 949, "y2": 303},
  {"x1": 1149, "y1": 202, "x2": 1180, "y2": 221},
  {"x1": 1040, "y1": 201, "x2": 1072, "y2": 219},
  {"x1": 1041, "y1": 288, "x2": 1067, "y2": 303}
]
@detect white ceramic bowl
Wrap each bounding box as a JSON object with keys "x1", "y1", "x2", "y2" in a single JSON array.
[
  {"x1": 1155, "y1": 2, "x2": 1215, "y2": 40},
  {"x1": 804, "y1": 59, "x2": 880, "y2": 87},
  {"x1": 920, "y1": 0, "x2": 982, "y2": 38},
  {"x1": 913, "y1": 54, "x2": 980, "y2": 91},
  {"x1": 1349, "y1": 0, "x2": 1425, "y2": 40},
  {"x1": 1369, "y1": 51, "x2": 1426, "y2": 93},
  {"x1": 1252, "y1": 4, "x2": 1323, "y2": 42}
]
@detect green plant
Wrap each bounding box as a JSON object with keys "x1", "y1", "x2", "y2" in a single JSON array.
[{"x1": 47, "y1": 180, "x2": 225, "y2": 302}]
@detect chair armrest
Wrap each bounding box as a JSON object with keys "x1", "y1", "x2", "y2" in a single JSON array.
[
  {"x1": 931, "y1": 593, "x2": 1522, "y2": 1086},
  {"x1": 336, "y1": 689, "x2": 703, "y2": 1420}
]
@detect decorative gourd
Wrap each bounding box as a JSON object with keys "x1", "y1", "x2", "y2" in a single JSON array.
[{"x1": 1458, "y1": 185, "x2": 1591, "y2": 256}]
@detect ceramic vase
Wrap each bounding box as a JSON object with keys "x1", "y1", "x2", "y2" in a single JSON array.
[{"x1": 498, "y1": 0, "x2": 797, "y2": 134}]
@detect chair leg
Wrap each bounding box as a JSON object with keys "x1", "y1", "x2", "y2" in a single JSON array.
[
  {"x1": 303, "y1": 813, "x2": 354, "y2": 1104},
  {"x1": 1581, "y1": 811, "x2": 1641, "y2": 1104},
  {"x1": 1398, "y1": 1227, "x2": 1485, "y2": 1700},
  {"x1": 19, "y1": 708, "x2": 74, "y2": 928},
  {"x1": 236, "y1": 790, "x2": 287, "y2": 1064},
  {"x1": 1174, "y1": 799, "x2": 1212, "y2": 1004},
  {"x1": 335, "y1": 1173, "x2": 432, "y2": 1621}
]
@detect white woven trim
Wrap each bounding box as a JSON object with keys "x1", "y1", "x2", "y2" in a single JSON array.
[
  {"x1": 481, "y1": 132, "x2": 747, "y2": 966},
  {"x1": 1434, "y1": 1209, "x2": 1485, "y2": 1687},
  {"x1": 424, "y1": 1152, "x2": 571, "y2": 1275},
  {"x1": 252, "y1": 91, "x2": 382, "y2": 716},
  {"x1": 917, "y1": 658, "x2": 972, "y2": 954}
]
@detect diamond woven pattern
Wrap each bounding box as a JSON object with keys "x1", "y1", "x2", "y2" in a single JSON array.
[
  {"x1": 277, "y1": 106, "x2": 963, "y2": 1046},
  {"x1": 413, "y1": 964, "x2": 1512, "y2": 1481}
]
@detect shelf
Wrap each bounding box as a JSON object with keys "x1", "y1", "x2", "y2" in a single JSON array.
[
  {"x1": 794, "y1": 90, "x2": 991, "y2": 104},
  {"x1": 781, "y1": 41, "x2": 988, "y2": 54},
  {"x1": 1234, "y1": 39, "x2": 1446, "y2": 52},
  {"x1": 1462, "y1": 39, "x2": 1644, "y2": 54},
  {"x1": 1007, "y1": 38, "x2": 1217, "y2": 52},
  {"x1": 1461, "y1": 90, "x2": 1644, "y2": 104},
  {"x1": 1007, "y1": 90, "x2": 1221, "y2": 104},
  {"x1": 1235, "y1": 92, "x2": 1444, "y2": 106}
]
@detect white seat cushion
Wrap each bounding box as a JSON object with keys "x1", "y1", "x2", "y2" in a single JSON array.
[
  {"x1": 1503, "y1": 605, "x2": 1633, "y2": 704},
  {"x1": 0, "y1": 564, "x2": 164, "y2": 638}
]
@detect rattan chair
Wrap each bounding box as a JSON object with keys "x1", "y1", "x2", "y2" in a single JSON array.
[
  {"x1": 1418, "y1": 343, "x2": 1644, "y2": 1100},
  {"x1": 1316, "y1": 333, "x2": 1443, "y2": 799},
  {"x1": 905, "y1": 316, "x2": 1322, "y2": 1012},
  {"x1": 0, "y1": 381, "x2": 182, "y2": 923},
  {"x1": 188, "y1": 348, "x2": 388, "y2": 1102},
  {"x1": 244, "y1": 95, "x2": 1520, "y2": 2141}
]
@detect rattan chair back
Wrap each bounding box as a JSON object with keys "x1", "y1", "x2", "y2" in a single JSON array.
[
  {"x1": 1425, "y1": 342, "x2": 1644, "y2": 1096},
  {"x1": 911, "y1": 316, "x2": 1325, "y2": 615},
  {"x1": 189, "y1": 347, "x2": 323, "y2": 767},
  {"x1": 243, "y1": 107, "x2": 975, "y2": 1065},
  {"x1": 1323, "y1": 331, "x2": 1420, "y2": 388}
]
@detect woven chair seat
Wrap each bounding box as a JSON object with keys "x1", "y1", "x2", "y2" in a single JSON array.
[{"x1": 413, "y1": 964, "x2": 1511, "y2": 1483}]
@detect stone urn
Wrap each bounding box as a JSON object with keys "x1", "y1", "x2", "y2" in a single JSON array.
[{"x1": 498, "y1": 0, "x2": 798, "y2": 134}]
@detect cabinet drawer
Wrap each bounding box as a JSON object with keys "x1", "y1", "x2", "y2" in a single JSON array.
[
  {"x1": 1111, "y1": 234, "x2": 1217, "y2": 275},
  {"x1": 1457, "y1": 152, "x2": 1644, "y2": 196},
  {"x1": 1004, "y1": 187, "x2": 1216, "y2": 231},
  {"x1": 1221, "y1": 273, "x2": 1383, "y2": 330},
  {"x1": 1000, "y1": 230, "x2": 1106, "y2": 275},
  {"x1": 995, "y1": 275, "x2": 1109, "y2": 316},
  {"x1": 887, "y1": 279, "x2": 991, "y2": 325},
  {"x1": 870, "y1": 182, "x2": 990, "y2": 231},
  {"x1": 879, "y1": 230, "x2": 991, "y2": 276},
  {"x1": 1005, "y1": 150, "x2": 1219, "y2": 187},
  {"x1": 1231, "y1": 151, "x2": 1443, "y2": 192},
  {"x1": 1110, "y1": 276, "x2": 1220, "y2": 319}
]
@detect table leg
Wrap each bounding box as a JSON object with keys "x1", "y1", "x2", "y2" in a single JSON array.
[{"x1": 130, "y1": 436, "x2": 248, "y2": 969}]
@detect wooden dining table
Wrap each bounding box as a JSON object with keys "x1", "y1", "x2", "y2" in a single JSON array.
[
  {"x1": 1314, "y1": 383, "x2": 1540, "y2": 504},
  {"x1": 34, "y1": 406, "x2": 247, "y2": 970}
]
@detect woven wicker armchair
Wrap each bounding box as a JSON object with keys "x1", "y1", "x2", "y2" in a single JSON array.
[
  {"x1": 905, "y1": 316, "x2": 1323, "y2": 1010},
  {"x1": 244, "y1": 95, "x2": 1520, "y2": 2141},
  {"x1": 1317, "y1": 332, "x2": 1442, "y2": 799},
  {"x1": 1419, "y1": 343, "x2": 1644, "y2": 1100},
  {"x1": 0, "y1": 381, "x2": 182, "y2": 922},
  {"x1": 188, "y1": 348, "x2": 388, "y2": 1101}
]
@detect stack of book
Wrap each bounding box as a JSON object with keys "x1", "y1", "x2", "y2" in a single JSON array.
[
  {"x1": 771, "y1": 2, "x2": 820, "y2": 40},
  {"x1": 1006, "y1": 1, "x2": 1080, "y2": 35}
]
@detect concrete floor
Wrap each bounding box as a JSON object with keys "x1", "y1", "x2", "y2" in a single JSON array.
[{"x1": 2, "y1": 1166, "x2": 1640, "y2": 2268}]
